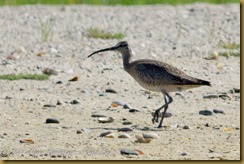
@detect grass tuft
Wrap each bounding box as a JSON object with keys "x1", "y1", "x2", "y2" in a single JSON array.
[
  {"x1": 221, "y1": 42, "x2": 240, "y2": 50},
  {"x1": 0, "y1": 74, "x2": 49, "y2": 81},
  {"x1": 87, "y1": 28, "x2": 125, "y2": 39},
  {"x1": 218, "y1": 51, "x2": 240, "y2": 57}
]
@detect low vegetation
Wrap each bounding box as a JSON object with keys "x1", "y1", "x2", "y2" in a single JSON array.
[
  {"x1": 0, "y1": 0, "x2": 239, "y2": 6},
  {"x1": 0, "y1": 74, "x2": 49, "y2": 81},
  {"x1": 221, "y1": 42, "x2": 240, "y2": 50},
  {"x1": 87, "y1": 28, "x2": 125, "y2": 39}
]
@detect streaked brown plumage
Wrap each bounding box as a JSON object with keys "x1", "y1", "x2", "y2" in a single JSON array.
[{"x1": 88, "y1": 41, "x2": 211, "y2": 128}]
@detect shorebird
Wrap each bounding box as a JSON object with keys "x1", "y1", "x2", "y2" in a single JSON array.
[{"x1": 88, "y1": 41, "x2": 211, "y2": 128}]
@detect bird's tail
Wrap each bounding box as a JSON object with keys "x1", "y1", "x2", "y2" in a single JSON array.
[{"x1": 197, "y1": 79, "x2": 211, "y2": 86}]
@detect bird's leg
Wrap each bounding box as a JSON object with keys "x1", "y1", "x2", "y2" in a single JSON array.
[
  {"x1": 157, "y1": 92, "x2": 173, "y2": 128},
  {"x1": 152, "y1": 94, "x2": 167, "y2": 123}
]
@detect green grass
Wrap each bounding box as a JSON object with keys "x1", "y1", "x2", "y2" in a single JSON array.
[
  {"x1": 221, "y1": 42, "x2": 240, "y2": 50},
  {"x1": 218, "y1": 51, "x2": 240, "y2": 57},
  {"x1": 0, "y1": 74, "x2": 49, "y2": 81},
  {"x1": 0, "y1": 0, "x2": 239, "y2": 6},
  {"x1": 87, "y1": 28, "x2": 125, "y2": 39},
  {"x1": 38, "y1": 16, "x2": 54, "y2": 42}
]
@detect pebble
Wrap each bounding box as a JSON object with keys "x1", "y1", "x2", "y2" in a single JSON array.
[
  {"x1": 91, "y1": 113, "x2": 106, "y2": 117},
  {"x1": 123, "y1": 104, "x2": 132, "y2": 109},
  {"x1": 134, "y1": 149, "x2": 145, "y2": 155},
  {"x1": 45, "y1": 118, "x2": 60, "y2": 124},
  {"x1": 69, "y1": 76, "x2": 79, "y2": 82},
  {"x1": 20, "y1": 139, "x2": 34, "y2": 144},
  {"x1": 205, "y1": 51, "x2": 219, "y2": 60},
  {"x1": 105, "y1": 89, "x2": 117, "y2": 94},
  {"x1": 120, "y1": 148, "x2": 139, "y2": 155},
  {"x1": 104, "y1": 133, "x2": 117, "y2": 138},
  {"x1": 98, "y1": 117, "x2": 114, "y2": 123},
  {"x1": 42, "y1": 68, "x2": 58, "y2": 75},
  {"x1": 122, "y1": 121, "x2": 132, "y2": 125},
  {"x1": 100, "y1": 131, "x2": 112, "y2": 137},
  {"x1": 56, "y1": 100, "x2": 62, "y2": 105},
  {"x1": 56, "y1": 81, "x2": 63, "y2": 84},
  {"x1": 135, "y1": 135, "x2": 151, "y2": 143},
  {"x1": 118, "y1": 127, "x2": 133, "y2": 132},
  {"x1": 70, "y1": 100, "x2": 80, "y2": 104},
  {"x1": 112, "y1": 101, "x2": 124, "y2": 106},
  {"x1": 213, "y1": 109, "x2": 225, "y2": 114},
  {"x1": 180, "y1": 152, "x2": 187, "y2": 156},
  {"x1": 142, "y1": 132, "x2": 160, "y2": 139},
  {"x1": 43, "y1": 104, "x2": 56, "y2": 107},
  {"x1": 203, "y1": 92, "x2": 229, "y2": 99},
  {"x1": 233, "y1": 88, "x2": 240, "y2": 93},
  {"x1": 199, "y1": 110, "x2": 213, "y2": 116},
  {"x1": 118, "y1": 133, "x2": 131, "y2": 138},
  {"x1": 182, "y1": 125, "x2": 190, "y2": 129},
  {"x1": 76, "y1": 130, "x2": 83, "y2": 134},
  {"x1": 129, "y1": 108, "x2": 140, "y2": 112}
]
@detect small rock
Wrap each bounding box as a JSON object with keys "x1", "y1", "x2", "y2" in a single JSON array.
[
  {"x1": 118, "y1": 127, "x2": 133, "y2": 132},
  {"x1": 129, "y1": 108, "x2": 140, "y2": 113},
  {"x1": 120, "y1": 148, "x2": 139, "y2": 155},
  {"x1": 100, "y1": 131, "x2": 112, "y2": 137},
  {"x1": 111, "y1": 103, "x2": 119, "y2": 107},
  {"x1": 5, "y1": 96, "x2": 12, "y2": 99},
  {"x1": 203, "y1": 93, "x2": 218, "y2": 99},
  {"x1": 56, "y1": 81, "x2": 63, "y2": 84},
  {"x1": 20, "y1": 139, "x2": 34, "y2": 144},
  {"x1": 50, "y1": 48, "x2": 58, "y2": 53},
  {"x1": 43, "y1": 104, "x2": 56, "y2": 108},
  {"x1": 205, "y1": 51, "x2": 219, "y2": 60},
  {"x1": 104, "y1": 133, "x2": 117, "y2": 138},
  {"x1": 45, "y1": 118, "x2": 60, "y2": 124},
  {"x1": 182, "y1": 125, "x2": 190, "y2": 129},
  {"x1": 122, "y1": 121, "x2": 132, "y2": 125},
  {"x1": 134, "y1": 149, "x2": 145, "y2": 155},
  {"x1": 91, "y1": 113, "x2": 106, "y2": 117},
  {"x1": 213, "y1": 109, "x2": 225, "y2": 114},
  {"x1": 99, "y1": 93, "x2": 106, "y2": 96},
  {"x1": 180, "y1": 152, "x2": 187, "y2": 156},
  {"x1": 56, "y1": 100, "x2": 62, "y2": 105},
  {"x1": 42, "y1": 68, "x2": 58, "y2": 75},
  {"x1": 233, "y1": 88, "x2": 240, "y2": 93},
  {"x1": 76, "y1": 130, "x2": 83, "y2": 134},
  {"x1": 118, "y1": 133, "x2": 131, "y2": 138},
  {"x1": 98, "y1": 117, "x2": 114, "y2": 123},
  {"x1": 36, "y1": 51, "x2": 45, "y2": 57},
  {"x1": 199, "y1": 110, "x2": 213, "y2": 116},
  {"x1": 105, "y1": 89, "x2": 117, "y2": 94},
  {"x1": 135, "y1": 135, "x2": 151, "y2": 143},
  {"x1": 70, "y1": 100, "x2": 80, "y2": 104},
  {"x1": 69, "y1": 76, "x2": 78, "y2": 82},
  {"x1": 142, "y1": 132, "x2": 160, "y2": 139},
  {"x1": 112, "y1": 101, "x2": 124, "y2": 106},
  {"x1": 123, "y1": 104, "x2": 132, "y2": 109}
]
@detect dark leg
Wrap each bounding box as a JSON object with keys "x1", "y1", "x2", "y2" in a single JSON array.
[
  {"x1": 157, "y1": 92, "x2": 173, "y2": 128},
  {"x1": 152, "y1": 94, "x2": 167, "y2": 123}
]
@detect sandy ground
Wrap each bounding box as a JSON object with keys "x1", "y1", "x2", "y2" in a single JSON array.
[{"x1": 0, "y1": 3, "x2": 240, "y2": 160}]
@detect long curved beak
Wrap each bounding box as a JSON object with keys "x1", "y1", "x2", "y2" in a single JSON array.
[{"x1": 87, "y1": 46, "x2": 116, "y2": 58}]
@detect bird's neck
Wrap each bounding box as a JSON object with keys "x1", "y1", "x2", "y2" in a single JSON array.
[{"x1": 122, "y1": 51, "x2": 132, "y2": 70}]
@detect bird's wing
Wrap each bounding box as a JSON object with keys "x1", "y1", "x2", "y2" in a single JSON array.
[{"x1": 134, "y1": 61, "x2": 198, "y2": 85}]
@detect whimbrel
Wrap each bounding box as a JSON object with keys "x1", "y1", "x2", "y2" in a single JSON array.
[{"x1": 88, "y1": 41, "x2": 211, "y2": 128}]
